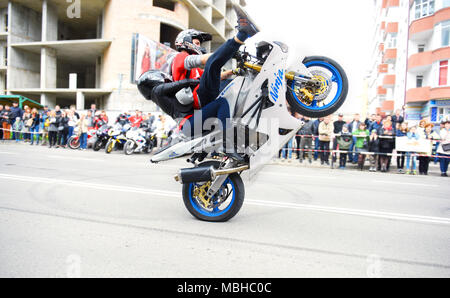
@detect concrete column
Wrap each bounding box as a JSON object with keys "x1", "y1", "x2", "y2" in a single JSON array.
[
  {"x1": 69, "y1": 73, "x2": 77, "y2": 89},
  {"x1": 95, "y1": 57, "x2": 101, "y2": 88},
  {"x1": 42, "y1": 0, "x2": 58, "y2": 42},
  {"x1": 76, "y1": 91, "x2": 85, "y2": 110},
  {"x1": 40, "y1": 93, "x2": 56, "y2": 108},
  {"x1": 41, "y1": 47, "x2": 57, "y2": 89}
]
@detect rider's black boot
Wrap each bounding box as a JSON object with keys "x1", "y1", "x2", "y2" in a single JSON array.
[{"x1": 223, "y1": 128, "x2": 245, "y2": 163}]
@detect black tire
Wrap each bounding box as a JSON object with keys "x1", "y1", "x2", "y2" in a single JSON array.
[
  {"x1": 124, "y1": 140, "x2": 136, "y2": 155},
  {"x1": 286, "y1": 56, "x2": 348, "y2": 118},
  {"x1": 105, "y1": 140, "x2": 115, "y2": 154},
  {"x1": 146, "y1": 142, "x2": 154, "y2": 154},
  {"x1": 93, "y1": 139, "x2": 103, "y2": 152},
  {"x1": 182, "y1": 161, "x2": 245, "y2": 222},
  {"x1": 68, "y1": 136, "x2": 80, "y2": 150}
]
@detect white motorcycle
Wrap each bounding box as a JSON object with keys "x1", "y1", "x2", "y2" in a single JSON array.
[
  {"x1": 124, "y1": 127, "x2": 157, "y2": 155},
  {"x1": 148, "y1": 40, "x2": 348, "y2": 222}
]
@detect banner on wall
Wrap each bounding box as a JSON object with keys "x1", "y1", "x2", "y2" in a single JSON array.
[
  {"x1": 131, "y1": 33, "x2": 177, "y2": 83},
  {"x1": 396, "y1": 137, "x2": 432, "y2": 155}
]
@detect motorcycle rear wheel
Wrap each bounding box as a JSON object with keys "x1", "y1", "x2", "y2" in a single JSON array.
[
  {"x1": 286, "y1": 56, "x2": 348, "y2": 118},
  {"x1": 182, "y1": 161, "x2": 245, "y2": 222}
]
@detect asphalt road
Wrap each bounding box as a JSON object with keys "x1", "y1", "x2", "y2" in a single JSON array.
[{"x1": 0, "y1": 142, "x2": 449, "y2": 278}]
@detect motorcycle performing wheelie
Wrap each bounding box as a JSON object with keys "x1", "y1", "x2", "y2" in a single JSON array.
[{"x1": 137, "y1": 3, "x2": 348, "y2": 222}]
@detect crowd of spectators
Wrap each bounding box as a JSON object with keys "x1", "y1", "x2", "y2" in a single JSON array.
[
  {"x1": 2, "y1": 102, "x2": 449, "y2": 177},
  {"x1": 0, "y1": 103, "x2": 172, "y2": 151},
  {"x1": 280, "y1": 110, "x2": 450, "y2": 177}
]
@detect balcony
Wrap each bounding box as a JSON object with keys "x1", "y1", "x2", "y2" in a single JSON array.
[
  {"x1": 410, "y1": 6, "x2": 450, "y2": 41},
  {"x1": 377, "y1": 86, "x2": 387, "y2": 95},
  {"x1": 383, "y1": 48, "x2": 397, "y2": 64},
  {"x1": 386, "y1": 0, "x2": 399, "y2": 7},
  {"x1": 406, "y1": 86, "x2": 450, "y2": 103},
  {"x1": 385, "y1": 22, "x2": 398, "y2": 34},
  {"x1": 378, "y1": 64, "x2": 388, "y2": 73},
  {"x1": 382, "y1": 74, "x2": 396, "y2": 87},
  {"x1": 408, "y1": 51, "x2": 432, "y2": 73},
  {"x1": 381, "y1": 100, "x2": 395, "y2": 112},
  {"x1": 408, "y1": 47, "x2": 450, "y2": 73}
]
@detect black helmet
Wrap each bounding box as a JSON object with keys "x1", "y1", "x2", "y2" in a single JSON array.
[
  {"x1": 175, "y1": 29, "x2": 212, "y2": 55},
  {"x1": 137, "y1": 70, "x2": 172, "y2": 100}
]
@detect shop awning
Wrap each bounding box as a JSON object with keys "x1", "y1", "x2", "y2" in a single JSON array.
[{"x1": 0, "y1": 95, "x2": 43, "y2": 109}]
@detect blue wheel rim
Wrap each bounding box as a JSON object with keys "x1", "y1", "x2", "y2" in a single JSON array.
[
  {"x1": 189, "y1": 178, "x2": 235, "y2": 218},
  {"x1": 291, "y1": 60, "x2": 343, "y2": 111}
]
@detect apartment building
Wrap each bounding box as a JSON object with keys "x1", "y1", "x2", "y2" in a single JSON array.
[
  {"x1": 0, "y1": 0, "x2": 244, "y2": 112},
  {"x1": 405, "y1": 0, "x2": 450, "y2": 124},
  {"x1": 368, "y1": 0, "x2": 409, "y2": 117},
  {"x1": 368, "y1": 0, "x2": 450, "y2": 124}
]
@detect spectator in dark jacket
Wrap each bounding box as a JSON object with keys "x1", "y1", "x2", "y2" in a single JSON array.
[
  {"x1": 1, "y1": 105, "x2": 12, "y2": 140},
  {"x1": 369, "y1": 114, "x2": 383, "y2": 133},
  {"x1": 332, "y1": 113, "x2": 346, "y2": 162},
  {"x1": 368, "y1": 129, "x2": 380, "y2": 172},
  {"x1": 48, "y1": 111, "x2": 58, "y2": 148},
  {"x1": 0, "y1": 105, "x2": 3, "y2": 140},
  {"x1": 312, "y1": 118, "x2": 323, "y2": 161},
  {"x1": 378, "y1": 120, "x2": 395, "y2": 172},
  {"x1": 9, "y1": 102, "x2": 23, "y2": 122},
  {"x1": 395, "y1": 122, "x2": 408, "y2": 174},
  {"x1": 298, "y1": 117, "x2": 314, "y2": 163},
  {"x1": 30, "y1": 108, "x2": 41, "y2": 145},
  {"x1": 57, "y1": 111, "x2": 70, "y2": 148},
  {"x1": 336, "y1": 125, "x2": 352, "y2": 169},
  {"x1": 392, "y1": 109, "x2": 404, "y2": 130},
  {"x1": 347, "y1": 113, "x2": 362, "y2": 163}
]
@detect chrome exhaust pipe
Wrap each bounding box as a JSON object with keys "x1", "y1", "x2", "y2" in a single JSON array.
[{"x1": 174, "y1": 165, "x2": 249, "y2": 184}]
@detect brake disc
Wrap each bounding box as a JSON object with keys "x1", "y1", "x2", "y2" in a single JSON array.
[{"x1": 310, "y1": 69, "x2": 332, "y2": 102}]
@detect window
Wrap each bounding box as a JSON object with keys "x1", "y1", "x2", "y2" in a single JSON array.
[
  {"x1": 153, "y1": 0, "x2": 175, "y2": 11},
  {"x1": 442, "y1": 21, "x2": 450, "y2": 47},
  {"x1": 387, "y1": 34, "x2": 397, "y2": 48},
  {"x1": 439, "y1": 61, "x2": 448, "y2": 86},
  {"x1": 418, "y1": 44, "x2": 425, "y2": 53},
  {"x1": 415, "y1": 0, "x2": 435, "y2": 19},
  {"x1": 444, "y1": 0, "x2": 450, "y2": 8},
  {"x1": 416, "y1": 75, "x2": 424, "y2": 88}
]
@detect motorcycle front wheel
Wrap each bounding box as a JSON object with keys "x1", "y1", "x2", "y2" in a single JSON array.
[
  {"x1": 182, "y1": 161, "x2": 245, "y2": 222},
  {"x1": 93, "y1": 139, "x2": 103, "y2": 152},
  {"x1": 146, "y1": 142, "x2": 154, "y2": 154},
  {"x1": 68, "y1": 136, "x2": 80, "y2": 150},
  {"x1": 124, "y1": 140, "x2": 137, "y2": 155},
  {"x1": 105, "y1": 140, "x2": 115, "y2": 154},
  {"x1": 286, "y1": 56, "x2": 348, "y2": 118}
]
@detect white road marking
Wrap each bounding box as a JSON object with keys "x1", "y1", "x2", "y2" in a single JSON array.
[
  {"x1": 262, "y1": 172, "x2": 337, "y2": 179},
  {"x1": 0, "y1": 152, "x2": 18, "y2": 155},
  {"x1": 46, "y1": 155, "x2": 105, "y2": 162},
  {"x1": 372, "y1": 180, "x2": 438, "y2": 187},
  {"x1": 0, "y1": 173, "x2": 449, "y2": 225}
]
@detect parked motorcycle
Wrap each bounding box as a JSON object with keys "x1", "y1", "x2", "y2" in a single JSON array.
[
  {"x1": 68, "y1": 127, "x2": 97, "y2": 150},
  {"x1": 124, "y1": 128, "x2": 157, "y2": 155},
  {"x1": 140, "y1": 27, "x2": 348, "y2": 222},
  {"x1": 105, "y1": 124, "x2": 131, "y2": 154},
  {"x1": 93, "y1": 125, "x2": 112, "y2": 152}
]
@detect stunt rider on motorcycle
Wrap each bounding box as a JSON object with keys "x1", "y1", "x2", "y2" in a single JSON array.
[{"x1": 138, "y1": 3, "x2": 259, "y2": 162}]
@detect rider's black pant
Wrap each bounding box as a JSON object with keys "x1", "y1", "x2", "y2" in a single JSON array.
[{"x1": 196, "y1": 38, "x2": 241, "y2": 108}]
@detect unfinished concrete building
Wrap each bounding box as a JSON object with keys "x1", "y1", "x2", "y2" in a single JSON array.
[{"x1": 0, "y1": 0, "x2": 245, "y2": 111}]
